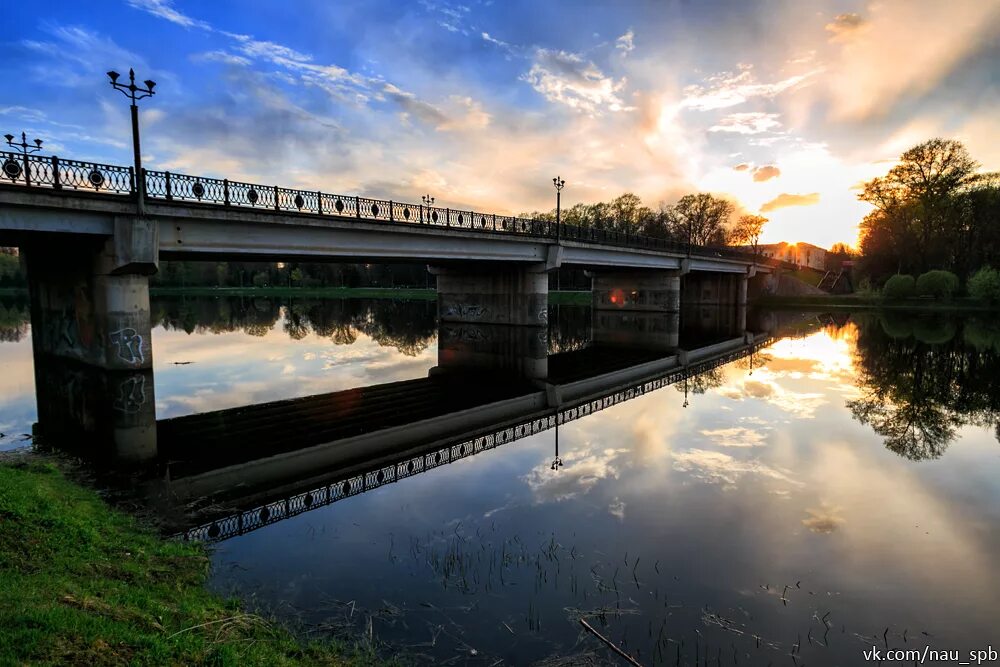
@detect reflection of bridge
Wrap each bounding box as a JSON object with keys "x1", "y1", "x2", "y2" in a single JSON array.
[
  {"x1": 151, "y1": 330, "x2": 772, "y2": 542},
  {"x1": 1, "y1": 149, "x2": 779, "y2": 460}
]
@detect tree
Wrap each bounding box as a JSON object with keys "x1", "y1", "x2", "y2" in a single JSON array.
[
  {"x1": 858, "y1": 138, "x2": 985, "y2": 279},
  {"x1": 669, "y1": 193, "x2": 735, "y2": 246},
  {"x1": 728, "y1": 214, "x2": 768, "y2": 255}
]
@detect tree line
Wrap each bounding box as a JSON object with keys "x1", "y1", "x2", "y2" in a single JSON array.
[
  {"x1": 857, "y1": 138, "x2": 1000, "y2": 286},
  {"x1": 523, "y1": 192, "x2": 767, "y2": 250}
]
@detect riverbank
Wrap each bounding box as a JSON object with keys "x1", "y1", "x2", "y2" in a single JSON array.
[
  {"x1": 759, "y1": 294, "x2": 1000, "y2": 312},
  {"x1": 0, "y1": 452, "x2": 384, "y2": 666}
]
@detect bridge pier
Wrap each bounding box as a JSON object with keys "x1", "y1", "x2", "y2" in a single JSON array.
[
  {"x1": 23, "y1": 227, "x2": 158, "y2": 462},
  {"x1": 590, "y1": 271, "x2": 681, "y2": 350},
  {"x1": 681, "y1": 271, "x2": 748, "y2": 306}
]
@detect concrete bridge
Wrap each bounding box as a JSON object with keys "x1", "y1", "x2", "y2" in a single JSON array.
[
  {"x1": 146, "y1": 329, "x2": 774, "y2": 542},
  {"x1": 0, "y1": 149, "x2": 778, "y2": 460}
]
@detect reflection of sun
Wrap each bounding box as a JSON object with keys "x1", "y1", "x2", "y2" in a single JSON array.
[{"x1": 765, "y1": 328, "x2": 856, "y2": 383}]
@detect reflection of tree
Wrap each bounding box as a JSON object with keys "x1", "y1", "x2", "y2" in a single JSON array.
[
  {"x1": 847, "y1": 313, "x2": 1000, "y2": 459},
  {"x1": 548, "y1": 305, "x2": 591, "y2": 354},
  {"x1": 150, "y1": 296, "x2": 437, "y2": 356},
  {"x1": 0, "y1": 300, "x2": 30, "y2": 342},
  {"x1": 674, "y1": 367, "x2": 725, "y2": 396}
]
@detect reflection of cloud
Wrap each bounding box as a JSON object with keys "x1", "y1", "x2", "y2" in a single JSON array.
[
  {"x1": 631, "y1": 414, "x2": 674, "y2": 462},
  {"x1": 699, "y1": 427, "x2": 768, "y2": 448},
  {"x1": 719, "y1": 375, "x2": 826, "y2": 418},
  {"x1": 608, "y1": 497, "x2": 626, "y2": 520},
  {"x1": 802, "y1": 504, "x2": 845, "y2": 533},
  {"x1": 672, "y1": 448, "x2": 800, "y2": 487},
  {"x1": 523, "y1": 447, "x2": 625, "y2": 502}
]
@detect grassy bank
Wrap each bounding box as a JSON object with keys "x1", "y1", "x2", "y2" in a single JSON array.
[
  {"x1": 150, "y1": 286, "x2": 437, "y2": 300},
  {"x1": 0, "y1": 454, "x2": 382, "y2": 666},
  {"x1": 759, "y1": 294, "x2": 1000, "y2": 312}
]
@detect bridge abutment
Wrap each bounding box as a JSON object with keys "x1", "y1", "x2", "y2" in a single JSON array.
[
  {"x1": 24, "y1": 234, "x2": 157, "y2": 462},
  {"x1": 431, "y1": 264, "x2": 549, "y2": 327}
]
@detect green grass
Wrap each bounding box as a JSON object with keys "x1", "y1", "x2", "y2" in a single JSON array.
[
  {"x1": 0, "y1": 455, "x2": 385, "y2": 666},
  {"x1": 759, "y1": 294, "x2": 1000, "y2": 311},
  {"x1": 788, "y1": 268, "x2": 825, "y2": 287}
]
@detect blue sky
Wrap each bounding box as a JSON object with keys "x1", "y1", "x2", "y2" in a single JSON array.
[{"x1": 3, "y1": 0, "x2": 999, "y2": 247}]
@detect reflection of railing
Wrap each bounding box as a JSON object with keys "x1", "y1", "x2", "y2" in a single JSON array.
[
  {"x1": 0, "y1": 148, "x2": 781, "y2": 266},
  {"x1": 180, "y1": 338, "x2": 774, "y2": 543}
]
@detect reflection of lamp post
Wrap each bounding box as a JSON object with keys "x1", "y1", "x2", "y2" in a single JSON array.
[
  {"x1": 551, "y1": 419, "x2": 563, "y2": 470},
  {"x1": 3, "y1": 132, "x2": 43, "y2": 187},
  {"x1": 683, "y1": 376, "x2": 689, "y2": 408},
  {"x1": 107, "y1": 68, "x2": 156, "y2": 212}
]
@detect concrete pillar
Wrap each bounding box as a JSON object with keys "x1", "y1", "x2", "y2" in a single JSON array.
[
  {"x1": 431, "y1": 264, "x2": 548, "y2": 326},
  {"x1": 592, "y1": 271, "x2": 681, "y2": 312},
  {"x1": 435, "y1": 322, "x2": 548, "y2": 380},
  {"x1": 24, "y1": 235, "x2": 157, "y2": 462},
  {"x1": 590, "y1": 271, "x2": 681, "y2": 351}
]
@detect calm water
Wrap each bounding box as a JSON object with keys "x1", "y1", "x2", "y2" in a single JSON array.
[{"x1": 2, "y1": 296, "x2": 999, "y2": 666}]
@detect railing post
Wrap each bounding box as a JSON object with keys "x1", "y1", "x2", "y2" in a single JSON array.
[
  {"x1": 446, "y1": 208, "x2": 450, "y2": 227},
  {"x1": 355, "y1": 196, "x2": 361, "y2": 218},
  {"x1": 389, "y1": 200, "x2": 394, "y2": 222},
  {"x1": 420, "y1": 204, "x2": 424, "y2": 224},
  {"x1": 493, "y1": 213, "x2": 497, "y2": 231},
  {"x1": 223, "y1": 179, "x2": 230, "y2": 206},
  {"x1": 51, "y1": 156, "x2": 61, "y2": 189},
  {"x1": 273, "y1": 185, "x2": 280, "y2": 211},
  {"x1": 164, "y1": 171, "x2": 172, "y2": 200},
  {"x1": 317, "y1": 191, "x2": 322, "y2": 215},
  {"x1": 128, "y1": 167, "x2": 135, "y2": 196},
  {"x1": 22, "y1": 154, "x2": 31, "y2": 188}
]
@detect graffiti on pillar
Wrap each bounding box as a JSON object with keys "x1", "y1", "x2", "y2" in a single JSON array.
[
  {"x1": 536, "y1": 307, "x2": 548, "y2": 323},
  {"x1": 110, "y1": 328, "x2": 144, "y2": 365},
  {"x1": 113, "y1": 374, "x2": 146, "y2": 414},
  {"x1": 444, "y1": 304, "x2": 490, "y2": 320}
]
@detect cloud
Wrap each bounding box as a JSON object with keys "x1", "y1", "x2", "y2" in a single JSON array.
[
  {"x1": 760, "y1": 192, "x2": 820, "y2": 212},
  {"x1": 733, "y1": 163, "x2": 750, "y2": 171},
  {"x1": 616, "y1": 30, "x2": 635, "y2": 55},
  {"x1": 824, "y1": 13, "x2": 867, "y2": 42},
  {"x1": 672, "y1": 449, "x2": 800, "y2": 487},
  {"x1": 193, "y1": 51, "x2": 251, "y2": 67},
  {"x1": 709, "y1": 112, "x2": 782, "y2": 135},
  {"x1": 752, "y1": 165, "x2": 781, "y2": 182},
  {"x1": 699, "y1": 427, "x2": 768, "y2": 448},
  {"x1": 802, "y1": 504, "x2": 846, "y2": 533},
  {"x1": 125, "y1": 0, "x2": 210, "y2": 30},
  {"x1": 681, "y1": 67, "x2": 816, "y2": 111},
  {"x1": 522, "y1": 48, "x2": 631, "y2": 114}
]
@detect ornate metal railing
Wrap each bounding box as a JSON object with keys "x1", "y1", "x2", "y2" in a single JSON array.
[
  {"x1": 0, "y1": 148, "x2": 779, "y2": 266},
  {"x1": 180, "y1": 337, "x2": 774, "y2": 543}
]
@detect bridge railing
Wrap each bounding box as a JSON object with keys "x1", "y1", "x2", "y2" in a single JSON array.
[
  {"x1": 1, "y1": 150, "x2": 134, "y2": 194},
  {"x1": 1, "y1": 149, "x2": 781, "y2": 267}
]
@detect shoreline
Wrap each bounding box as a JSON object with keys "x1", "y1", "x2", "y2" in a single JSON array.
[{"x1": 0, "y1": 451, "x2": 384, "y2": 666}]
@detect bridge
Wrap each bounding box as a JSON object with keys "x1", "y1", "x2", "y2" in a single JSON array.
[{"x1": 0, "y1": 149, "x2": 781, "y2": 460}]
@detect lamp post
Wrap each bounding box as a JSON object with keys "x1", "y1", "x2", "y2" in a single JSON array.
[
  {"x1": 3, "y1": 132, "x2": 43, "y2": 187},
  {"x1": 552, "y1": 176, "x2": 565, "y2": 242},
  {"x1": 421, "y1": 194, "x2": 435, "y2": 224},
  {"x1": 107, "y1": 68, "x2": 156, "y2": 212}
]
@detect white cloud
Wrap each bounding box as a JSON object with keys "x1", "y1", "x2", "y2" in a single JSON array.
[
  {"x1": 125, "y1": 0, "x2": 211, "y2": 30},
  {"x1": 709, "y1": 112, "x2": 782, "y2": 135},
  {"x1": 522, "y1": 48, "x2": 631, "y2": 114},
  {"x1": 616, "y1": 30, "x2": 635, "y2": 55},
  {"x1": 682, "y1": 67, "x2": 816, "y2": 111}
]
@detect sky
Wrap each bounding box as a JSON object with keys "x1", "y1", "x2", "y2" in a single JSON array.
[{"x1": 2, "y1": 0, "x2": 998, "y2": 248}]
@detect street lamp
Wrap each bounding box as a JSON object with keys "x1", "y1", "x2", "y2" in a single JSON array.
[
  {"x1": 3, "y1": 132, "x2": 43, "y2": 187},
  {"x1": 552, "y1": 176, "x2": 565, "y2": 242},
  {"x1": 107, "y1": 68, "x2": 156, "y2": 212},
  {"x1": 421, "y1": 195, "x2": 435, "y2": 224}
]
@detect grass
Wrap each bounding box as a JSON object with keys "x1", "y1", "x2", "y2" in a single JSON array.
[
  {"x1": 150, "y1": 286, "x2": 437, "y2": 300},
  {"x1": 788, "y1": 268, "x2": 825, "y2": 288},
  {"x1": 758, "y1": 293, "x2": 1000, "y2": 311},
  {"x1": 0, "y1": 454, "x2": 385, "y2": 666}
]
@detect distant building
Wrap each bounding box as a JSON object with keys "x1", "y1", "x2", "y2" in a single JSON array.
[{"x1": 746, "y1": 242, "x2": 827, "y2": 271}]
